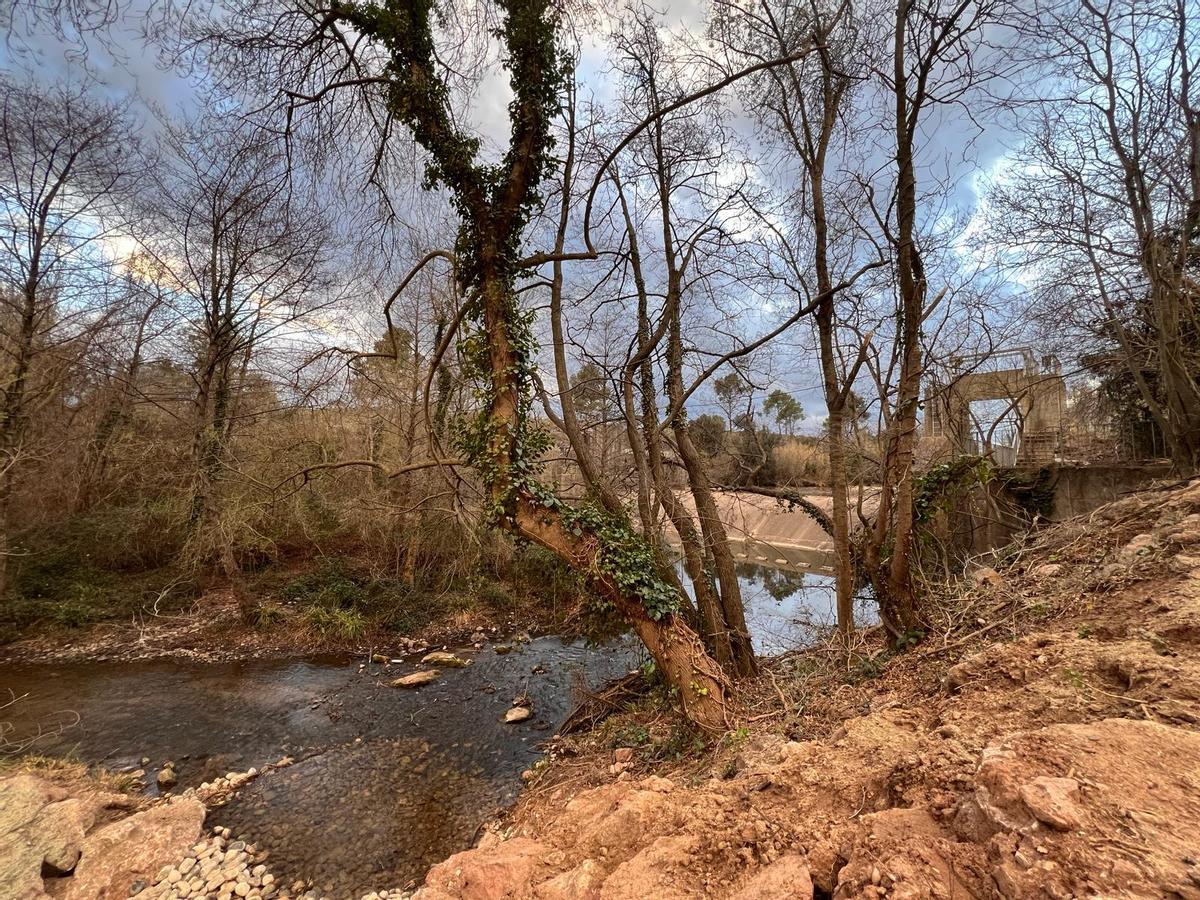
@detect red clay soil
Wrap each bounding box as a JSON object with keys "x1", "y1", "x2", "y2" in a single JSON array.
[{"x1": 417, "y1": 480, "x2": 1200, "y2": 900}]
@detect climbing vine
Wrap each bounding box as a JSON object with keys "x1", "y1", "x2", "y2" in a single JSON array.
[
  {"x1": 913, "y1": 455, "x2": 993, "y2": 523},
  {"x1": 522, "y1": 483, "x2": 681, "y2": 621},
  {"x1": 333, "y1": 0, "x2": 684, "y2": 634}
]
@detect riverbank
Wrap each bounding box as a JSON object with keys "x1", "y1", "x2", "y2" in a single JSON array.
[
  {"x1": 0, "y1": 571, "x2": 573, "y2": 667},
  {"x1": 417, "y1": 478, "x2": 1200, "y2": 899},
  {"x1": 1, "y1": 635, "x2": 637, "y2": 898}
]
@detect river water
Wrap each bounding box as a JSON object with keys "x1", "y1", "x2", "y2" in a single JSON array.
[
  {"x1": 0, "y1": 558, "x2": 871, "y2": 896},
  {"x1": 1, "y1": 638, "x2": 635, "y2": 894},
  {"x1": 683, "y1": 540, "x2": 878, "y2": 655}
]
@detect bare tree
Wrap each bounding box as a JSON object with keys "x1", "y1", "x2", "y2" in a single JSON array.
[
  {"x1": 73, "y1": 263, "x2": 171, "y2": 511},
  {"x1": 714, "y1": 0, "x2": 882, "y2": 643},
  {"x1": 140, "y1": 122, "x2": 339, "y2": 618},
  {"x1": 185, "y1": 0, "x2": 748, "y2": 727},
  {"x1": 992, "y1": 0, "x2": 1200, "y2": 471},
  {"x1": 0, "y1": 76, "x2": 137, "y2": 593}
]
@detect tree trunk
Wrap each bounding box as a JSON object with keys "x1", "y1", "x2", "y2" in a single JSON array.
[
  {"x1": 513, "y1": 494, "x2": 732, "y2": 731},
  {"x1": 477, "y1": 266, "x2": 733, "y2": 730},
  {"x1": 826, "y1": 402, "x2": 855, "y2": 640},
  {"x1": 880, "y1": 0, "x2": 923, "y2": 636}
]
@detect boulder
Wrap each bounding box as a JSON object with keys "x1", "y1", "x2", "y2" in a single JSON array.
[
  {"x1": 34, "y1": 798, "x2": 100, "y2": 875},
  {"x1": 419, "y1": 837, "x2": 546, "y2": 900},
  {"x1": 422, "y1": 651, "x2": 470, "y2": 668},
  {"x1": 0, "y1": 775, "x2": 82, "y2": 899},
  {"x1": 504, "y1": 707, "x2": 532, "y2": 724},
  {"x1": 730, "y1": 855, "x2": 813, "y2": 900},
  {"x1": 60, "y1": 798, "x2": 205, "y2": 900},
  {"x1": 0, "y1": 775, "x2": 65, "y2": 836},
  {"x1": 155, "y1": 768, "x2": 177, "y2": 790},
  {"x1": 0, "y1": 837, "x2": 44, "y2": 900},
  {"x1": 1165, "y1": 513, "x2": 1200, "y2": 545},
  {"x1": 393, "y1": 670, "x2": 440, "y2": 688}
]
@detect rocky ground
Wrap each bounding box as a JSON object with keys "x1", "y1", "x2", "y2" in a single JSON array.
[
  {"x1": 1, "y1": 761, "x2": 418, "y2": 900},
  {"x1": 414, "y1": 479, "x2": 1200, "y2": 899}
]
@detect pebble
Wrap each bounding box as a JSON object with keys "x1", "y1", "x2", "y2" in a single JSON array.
[
  {"x1": 137, "y1": 820, "x2": 415, "y2": 900},
  {"x1": 504, "y1": 706, "x2": 532, "y2": 724}
]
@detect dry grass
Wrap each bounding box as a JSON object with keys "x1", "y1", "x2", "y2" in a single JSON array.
[
  {"x1": 0, "y1": 753, "x2": 145, "y2": 796},
  {"x1": 772, "y1": 438, "x2": 829, "y2": 485}
]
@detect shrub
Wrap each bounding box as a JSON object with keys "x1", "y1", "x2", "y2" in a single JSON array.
[
  {"x1": 772, "y1": 438, "x2": 830, "y2": 486},
  {"x1": 476, "y1": 581, "x2": 516, "y2": 611},
  {"x1": 282, "y1": 559, "x2": 366, "y2": 609},
  {"x1": 610, "y1": 722, "x2": 651, "y2": 748},
  {"x1": 374, "y1": 588, "x2": 441, "y2": 634},
  {"x1": 302, "y1": 605, "x2": 368, "y2": 640},
  {"x1": 509, "y1": 545, "x2": 583, "y2": 605},
  {"x1": 253, "y1": 602, "x2": 287, "y2": 628}
]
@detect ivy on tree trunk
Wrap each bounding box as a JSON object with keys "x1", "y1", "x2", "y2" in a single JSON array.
[{"x1": 332, "y1": 0, "x2": 735, "y2": 730}]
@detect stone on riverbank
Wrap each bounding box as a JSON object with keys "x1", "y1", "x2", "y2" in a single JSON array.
[
  {"x1": 392, "y1": 670, "x2": 440, "y2": 688},
  {"x1": 503, "y1": 706, "x2": 532, "y2": 724},
  {"x1": 421, "y1": 651, "x2": 470, "y2": 668},
  {"x1": 62, "y1": 797, "x2": 205, "y2": 899}
]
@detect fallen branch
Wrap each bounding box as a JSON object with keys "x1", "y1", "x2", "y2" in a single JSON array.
[
  {"x1": 273, "y1": 457, "x2": 464, "y2": 495},
  {"x1": 557, "y1": 670, "x2": 650, "y2": 736}
]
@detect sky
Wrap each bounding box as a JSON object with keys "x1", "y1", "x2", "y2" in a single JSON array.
[{"x1": 0, "y1": 0, "x2": 1032, "y2": 434}]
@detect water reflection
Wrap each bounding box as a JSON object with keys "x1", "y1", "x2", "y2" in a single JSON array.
[{"x1": 676, "y1": 543, "x2": 877, "y2": 656}]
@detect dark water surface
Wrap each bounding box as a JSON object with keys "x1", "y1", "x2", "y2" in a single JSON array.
[
  {"x1": 0, "y1": 638, "x2": 636, "y2": 895},
  {"x1": 0, "y1": 554, "x2": 873, "y2": 896}
]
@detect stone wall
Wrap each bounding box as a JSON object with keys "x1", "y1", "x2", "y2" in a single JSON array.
[{"x1": 949, "y1": 463, "x2": 1171, "y2": 559}]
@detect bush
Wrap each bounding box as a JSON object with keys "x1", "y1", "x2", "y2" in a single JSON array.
[
  {"x1": 1, "y1": 544, "x2": 197, "y2": 643},
  {"x1": 475, "y1": 580, "x2": 517, "y2": 611},
  {"x1": 16, "y1": 502, "x2": 188, "y2": 575},
  {"x1": 610, "y1": 722, "x2": 651, "y2": 748},
  {"x1": 282, "y1": 559, "x2": 366, "y2": 609},
  {"x1": 772, "y1": 438, "x2": 829, "y2": 486},
  {"x1": 302, "y1": 605, "x2": 367, "y2": 640},
  {"x1": 253, "y1": 601, "x2": 287, "y2": 628},
  {"x1": 362, "y1": 581, "x2": 443, "y2": 635},
  {"x1": 508, "y1": 545, "x2": 583, "y2": 606}
]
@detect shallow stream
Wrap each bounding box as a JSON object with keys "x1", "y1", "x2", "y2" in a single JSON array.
[
  {"x1": 0, "y1": 557, "x2": 872, "y2": 895},
  {"x1": 2, "y1": 638, "x2": 635, "y2": 894}
]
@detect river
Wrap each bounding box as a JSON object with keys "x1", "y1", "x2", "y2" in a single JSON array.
[{"x1": 0, "y1": 558, "x2": 870, "y2": 895}]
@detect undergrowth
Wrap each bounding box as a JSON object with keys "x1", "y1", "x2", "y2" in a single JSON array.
[
  {"x1": 1, "y1": 528, "x2": 589, "y2": 646},
  {"x1": 1, "y1": 538, "x2": 198, "y2": 644}
]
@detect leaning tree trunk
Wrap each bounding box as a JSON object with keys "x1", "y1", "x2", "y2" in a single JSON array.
[
  {"x1": 477, "y1": 269, "x2": 733, "y2": 731},
  {"x1": 514, "y1": 494, "x2": 732, "y2": 731}
]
